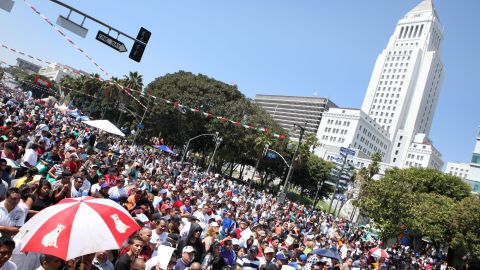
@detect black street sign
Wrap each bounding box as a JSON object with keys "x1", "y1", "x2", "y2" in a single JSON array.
[{"x1": 96, "y1": 30, "x2": 127, "y2": 52}]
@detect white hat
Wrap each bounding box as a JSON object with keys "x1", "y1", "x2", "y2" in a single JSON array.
[
  {"x1": 264, "y1": 247, "x2": 275, "y2": 254},
  {"x1": 210, "y1": 222, "x2": 219, "y2": 227},
  {"x1": 182, "y1": 246, "x2": 196, "y2": 253}
]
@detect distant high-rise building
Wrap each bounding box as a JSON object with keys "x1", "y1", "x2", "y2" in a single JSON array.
[
  {"x1": 361, "y1": 0, "x2": 444, "y2": 168},
  {"x1": 16, "y1": 58, "x2": 42, "y2": 74},
  {"x1": 466, "y1": 128, "x2": 480, "y2": 192},
  {"x1": 254, "y1": 94, "x2": 336, "y2": 140}
]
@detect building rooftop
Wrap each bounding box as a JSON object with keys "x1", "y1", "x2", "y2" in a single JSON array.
[{"x1": 410, "y1": 0, "x2": 434, "y2": 13}]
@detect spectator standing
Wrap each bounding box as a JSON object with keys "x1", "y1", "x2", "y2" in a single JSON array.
[{"x1": 114, "y1": 236, "x2": 144, "y2": 270}]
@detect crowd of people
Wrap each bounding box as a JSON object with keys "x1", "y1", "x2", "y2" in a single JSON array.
[{"x1": 0, "y1": 81, "x2": 453, "y2": 270}]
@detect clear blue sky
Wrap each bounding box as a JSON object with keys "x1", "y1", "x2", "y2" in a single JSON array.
[{"x1": 1, "y1": 0, "x2": 479, "y2": 166}]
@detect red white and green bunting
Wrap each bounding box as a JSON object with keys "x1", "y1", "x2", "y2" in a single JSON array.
[{"x1": 1, "y1": 46, "x2": 288, "y2": 140}]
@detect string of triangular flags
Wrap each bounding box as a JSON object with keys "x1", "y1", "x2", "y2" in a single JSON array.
[
  {"x1": 0, "y1": 43, "x2": 146, "y2": 110},
  {"x1": 0, "y1": 46, "x2": 288, "y2": 140}
]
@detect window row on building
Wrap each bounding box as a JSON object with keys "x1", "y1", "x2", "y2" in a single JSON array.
[{"x1": 398, "y1": 24, "x2": 424, "y2": 40}]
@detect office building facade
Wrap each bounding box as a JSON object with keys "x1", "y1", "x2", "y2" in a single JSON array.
[{"x1": 254, "y1": 94, "x2": 336, "y2": 140}]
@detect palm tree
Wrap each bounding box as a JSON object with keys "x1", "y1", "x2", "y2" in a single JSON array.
[
  {"x1": 349, "y1": 152, "x2": 382, "y2": 221},
  {"x1": 122, "y1": 71, "x2": 143, "y2": 92},
  {"x1": 250, "y1": 132, "x2": 276, "y2": 187}
]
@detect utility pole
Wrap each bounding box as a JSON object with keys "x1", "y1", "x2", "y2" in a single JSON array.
[{"x1": 278, "y1": 123, "x2": 306, "y2": 203}]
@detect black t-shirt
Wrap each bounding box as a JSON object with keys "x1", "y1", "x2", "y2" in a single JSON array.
[
  {"x1": 31, "y1": 194, "x2": 54, "y2": 211},
  {"x1": 114, "y1": 253, "x2": 132, "y2": 270},
  {"x1": 266, "y1": 263, "x2": 281, "y2": 270}
]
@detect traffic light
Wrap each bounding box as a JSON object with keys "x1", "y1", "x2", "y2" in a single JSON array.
[{"x1": 129, "y1": 27, "x2": 151, "y2": 62}]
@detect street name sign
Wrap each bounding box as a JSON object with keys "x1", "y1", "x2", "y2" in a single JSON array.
[{"x1": 96, "y1": 31, "x2": 127, "y2": 52}]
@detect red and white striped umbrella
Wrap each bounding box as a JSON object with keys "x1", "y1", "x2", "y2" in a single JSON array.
[
  {"x1": 18, "y1": 196, "x2": 140, "y2": 260},
  {"x1": 369, "y1": 247, "x2": 390, "y2": 258}
]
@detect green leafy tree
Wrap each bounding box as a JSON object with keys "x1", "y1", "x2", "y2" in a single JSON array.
[
  {"x1": 122, "y1": 71, "x2": 144, "y2": 91},
  {"x1": 450, "y1": 195, "x2": 480, "y2": 265},
  {"x1": 406, "y1": 193, "x2": 455, "y2": 244},
  {"x1": 143, "y1": 71, "x2": 285, "y2": 170},
  {"x1": 251, "y1": 132, "x2": 276, "y2": 185},
  {"x1": 305, "y1": 154, "x2": 334, "y2": 200},
  {"x1": 351, "y1": 152, "x2": 382, "y2": 219},
  {"x1": 356, "y1": 167, "x2": 471, "y2": 241}
]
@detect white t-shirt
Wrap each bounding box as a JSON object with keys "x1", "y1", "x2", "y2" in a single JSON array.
[
  {"x1": 90, "y1": 183, "x2": 101, "y2": 194},
  {"x1": 0, "y1": 201, "x2": 25, "y2": 232},
  {"x1": 151, "y1": 230, "x2": 168, "y2": 246},
  {"x1": 108, "y1": 186, "x2": 127, "y2": 201},
  {"x1": 21, "y1": 149, "x2": 38, "y2": 167},
  {"x1": 0, "y1": 260, "x2": 17, "y2": 270}
]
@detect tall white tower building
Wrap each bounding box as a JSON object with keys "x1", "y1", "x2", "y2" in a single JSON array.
[{"x1": 361, "y1": 0, "x2": 444, "y2": 167}]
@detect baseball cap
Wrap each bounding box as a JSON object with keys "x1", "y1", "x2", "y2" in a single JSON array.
[
  {"x1": 289, "y1": 262, "x2": 299, "y2": 270},
  {"x1": 249, "y1": 245, "x2": 259, "y2": 253},
  {"x1": 209, "y1": 222, "x2": 219, "y2": 227},
  {"x1": 161, "y1": 204, "x2": 172, "y2": 210},
  {"x1": 160, "y1": 189, "x2": 168, "y2": 194},
  {"x1": 167, "y1": 233, "x2": 179, "y2": 243},
  {"x1": 264, "y1": 247, "x2": 275, "y2": 254},
  {"x1": 100, "y1": 183, "x2": 110, "y2": 189},
  {"x1": 299, "y1": 254, "x2": 308, "y2": 261},
  {"x1": 183, "y1": 246, "x2": 196, "y2": 253},
  {"x1": 276, "y1": 253, "x2": 288, "y2": 261}
]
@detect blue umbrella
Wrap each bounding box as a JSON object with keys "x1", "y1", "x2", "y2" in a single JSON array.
[
  {"x1": 312, "y1": 248, "x2": 342, "y2": 262},
  {"x1": 154, "y1": 145, "x2": 176, "y2": 155}
]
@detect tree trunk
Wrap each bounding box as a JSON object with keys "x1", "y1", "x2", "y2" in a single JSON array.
[
  {"x1": 239, "y1": 164, "x2": 245, "y2": 179},
  {"x1": 229, "y1": 163, "x2": 237, "y2": 178},
  {"x1": 337, "y1": 201, "x2": 347, "y2": 217},
  {"x1": 262, "y1": 170, "x2": 270, "y2": 187}
]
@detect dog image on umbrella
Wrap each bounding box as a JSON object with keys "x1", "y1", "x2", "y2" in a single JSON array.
[{"x1": 41, "y1": 224, "x2": 66, "y2": 248}]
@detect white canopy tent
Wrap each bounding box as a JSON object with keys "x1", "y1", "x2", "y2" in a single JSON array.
[{"x1": 82, "y1": 120, "x2": 125, "y2": 137}]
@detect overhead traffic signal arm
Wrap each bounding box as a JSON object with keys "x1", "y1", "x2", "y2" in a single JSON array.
[{"x1": 129, "y1": 27, "x2": 151, "y2": 63}]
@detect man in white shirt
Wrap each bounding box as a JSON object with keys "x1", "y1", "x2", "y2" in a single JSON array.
[
  {"x1": 150, "y1": 219, "x2": 169, "y2": 251},
  {"x1": 16, "y1": 144, "x2": 39, "y2": 178},
  {"x1": 70, "y1": 177, "x2": 88, "y2": 198},
  {"x1": 0, "y1": 188, "x2": 25, "y2": 238},
  {"x1": 108, "y1": 179, "x2": 127, "y2": 203}
]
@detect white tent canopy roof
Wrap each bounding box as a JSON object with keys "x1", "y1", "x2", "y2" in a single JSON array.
[{"x1": 82, "y1": 120, "x2": 125, "y2": 137}]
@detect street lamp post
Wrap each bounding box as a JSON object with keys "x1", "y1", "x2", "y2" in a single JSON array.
[
  {"x1": 180, "y1": 132, "x2": 219, "y2": 168},
  {"x1": 207, "y1": 135, "x2": 222, "y2": 174}
]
